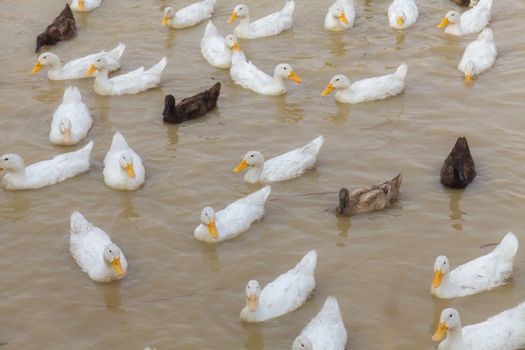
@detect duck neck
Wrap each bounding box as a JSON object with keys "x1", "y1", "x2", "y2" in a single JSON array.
[
  {"x1": 272, "y1": 75, "x2": 287, "y2": 91},
  {"x1": 237, "y1": 16, "x2": 251, "y2": 32},
  {"x1": 94, "y1": 69, "x2": 111, "y2": 90},
  {"x1": 244, "y1": 165, "x2": 263, "y2": 183},
  {"x1": 445, "y1": 326, "x2": 466, "y2": 349},
  {"x1": 446, "y1": 21, "x2": 462, "y2": 35}
]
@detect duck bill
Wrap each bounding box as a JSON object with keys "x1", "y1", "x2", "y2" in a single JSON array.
[
  {"x1": 432, "y1": 271, "x2": 443, "y2": 288},
  {"x1": 339, "y1": 14, "x2": 349, "y2": 25},
  {"x1": 321, "y1": 83, "x2": 334, "y2": 96},
  {"x1": 234, "y1": 159, "x2": 248, "y2": 173},
  {"x1": 31, "y1": 61, "x2": 44, "y2": 74},
  {"x1": 288, "y1": 71, "x2": 302, "y2": 84},
  {"x1": 86, "y1": 64, "x2": 97, "y2": 77},
  {"x1": 161, "y1": 15, "x2": 169, "y2": 26},
  {"x1": 247, "y1": 295, "x2": 258, "y2": 312},
  {"x1": 227, "y1": 12, "x2": 238, "y2": 24},
  {"x1": 232, "y1": 42, "x2": 241, "y2": 52},
  {"x1": 396, "y1": 16, "x2": 405, "y2": 26},
  {"x1": 0, "y1": 167, "x2": 4, "y2": 171},
  {"x1": 465, "y1": 74, "x2": 474, "y2": 81},
  {"x1": 125, "y1": 163, "x2": 136, "y2": 178},
  {"x1": 432, "y1": 322, "x2": 448, "y2": 341},
  {"x1": 78, "y1": 0, "x2": 85, "y2": 11},
  {"x1": 112, "y1": 258, "x2": 125, "y2": 277},
  {"x1": 437, "y1": 17, "x2": 449, "y2": 29},
  {"x1": 207, "y1": 220, "x2": 219, "y2": 239},
  {"x1": 63, "y1": 128, "x2": 71, "y2": 143}
]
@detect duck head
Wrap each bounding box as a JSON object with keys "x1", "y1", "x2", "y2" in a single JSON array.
[
  {"x1": 200, "y1": 207, "x2": 219, "y2": 239},
  {"x1": 103, "y1": 243, "x2": 125, "y2": 278},
  {"x1": 59, "y1": 118, "x2": 73, "y2": 143},
  {"x1": 330, "y1": 5, "x2": 349, "y2": 25},
  {"x1": 322, "y1": 74, "x2": 350, "y2": 96},
  {"x1": 274, "y1": 64, "x2": 302, "y2": 84},
  {"x1": 163, "y1": 95, "x2": 176, "y2": 118},
  {"x1": 395, "y1": 10, "x2": 406, "y2": 27},
  {"x1": 86, "y1": 56, "x2": 108, "y2": 77},
  {"x1": 31, "y1": 52, "x2": 60, "y2": 74},
  {"x1": 228, "y1": 4, "x2": 249, "y2": 23},
  {"x1": 0, "y1": 154, "x2": 25, "y2": 173},
  {"x1": 463, "y1": 61, "x2": 475, "y2": 81},
  {"x1": 432, "y1": 256, "x2": 450, "y2": 288},
  {"x1": 162, "y1": 6, "x2": 175, "y2": 26},
  {"x1": 225, "y1": 34, "x2": 241, "y2": 52},
  {"x1": 234, "y1": 151, "x2": 264, "y2": 173},
  {"x1": 433, "y1": 308, "x2": 461, "y2": 341},
  {"x1": 245, "y1": 280, "x2": 261, "y2": 312},
  {"x1": 437, "y1": 11, "x2": 460, "y2": 29},
  {"x1": 292, "y1": 336, "x2": 313, "y2": 350},
  {"x1": 119, "y1": 151, "x2": 136, "y2": 179},
  {"x1": 337, "y1": 188, "x2": 350, "y2": 215}
]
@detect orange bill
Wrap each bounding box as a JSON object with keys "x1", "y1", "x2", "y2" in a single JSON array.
[
  {"x1": 340, "y1": 13, "x2": 349, "y2": 25},
  {"x1": 432, "y1": 271, "x2": 443, "y2": 288},
  {"x1": 288, "y1": 71, "x2": 302, "y2": 84},
  {"x1": 112, "y1": 257, "x2": 125, "y2": 277},
  {"x1": 31, "y1": 61, "x2": 44, "y2": 74},
  {"x1": 437, "y1": 17, "x2": 449, "y2": 29},
  {"x1": 208, "y1": 220, "x2": 219, "y2": 239},
  {"x1": 161, "y1": 15, "x2": 169, "y2": 26},
  {"x1": 227, "y1": 12, "x2": 238, "y2": 24},
  {"x1": 321, "y1": 83, "x2": 334, "y2": 96},
  {"x1": 247, "y1": 295, "x2": 258, "y2": 312},
  {"x1": 86, "y1": 64, "x2": 97, "y2": 77},
  {"x1": 432, "y1": 322, "x2": 448, "y2": 341},
  {"x1": 125, "y1": 163, "x2": 136, "y2": 178},
  {"x1": 234, "y1": 159, "x2": 248, "y2": 173}
]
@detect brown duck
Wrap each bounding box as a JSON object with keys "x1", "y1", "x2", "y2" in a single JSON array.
[
  {"x1": 440, "y1": 137, "x2": 476, "y2": 189},
  {"x1": 337, "y1": 174, "x2": 402, "y2": 216},
  {"x1": 35, "y1": 4, "x2": 77, "y2": 53},
  {"x1": 451, "y1": 0, "x2": 472, "y2": 5},
  {"x1": 162, "y1": 82, "x2": 221, "y2": 124}
]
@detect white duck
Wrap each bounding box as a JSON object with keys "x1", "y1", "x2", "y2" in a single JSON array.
[
  {"x1": 70, "y1": 0, "x2": 103, "y2": 12},
  {"x1": 458, "y1": 27, "x2": 497, "y2": 81},
  {"x1": 161, "y1": 0, "x2": 215, "y2": 29},
  {"x1": 431, "y1": 232, "x2": 518, "y2": 299},
  {"x1": 31, "y1": 43, "x2": 125, "y2": 80},
  {"x1": 240, "y1": 250, "x2": 317, "y2": 323},
  {"x1": 388, "y1": 0, "x2": 418, "y2": 30},
  {"x1": 0, "y1": 141, "x2": 93, "y2": 190},
  {"x1": 87, "y1": 56, "x2": 167, "y2": 96},
  {"x1": 292, "y1": 297, "x2": 348, "y2": 350},
  {"x1": 324, "y1": 0, "x2": 356, "y2": 32},
  {"x1": 321, "y1": 63, "x2": 407, "y2": 104},
  {"x1": 234, "y1": 135, "x2": 324, "y2": 183},
  {"x1": 49, "y1": 86, "x2": 92, "y2": 146},
  {"x1": 200, "y1": 22, "x2": 244, "y2": 68},
  {"x1": 432, "y1": 304, "x2": 525, "y2": 350},
  {"x1": 437, "y1": 0, "x2": 492, "y2": 36},
  {"x1": 194, "y1": 186, "x2": 271, "y2": 243},
  {"x1": 103, "y1": 132, "x2": 145, "y2": 191},
  {"x1": 230, "y1": 52, "x2": 302, "y2": 95},
  {"x1": 69, "y1": 211, "x2": 127, "y2": 283},
  {"x1": 227, "y1": 0, "x2": 295, "y2": 39}
]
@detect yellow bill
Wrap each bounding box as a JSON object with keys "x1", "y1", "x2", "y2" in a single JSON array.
[
  {"x1": 321, "y1": 83, "x2": 334, "y2": 96},
  {"x1": 432, "y1": 271, "x2": 443, "y2": 288},
  {"x1": 288, "y1": 71, "x2": 302, "y2": 84},
  {"x1": 227, "y1": 12, "x2": 238, "y2": 24},
  {"x1": 232, "y1": 42, "x2": 241, "y2": 52},
  {"x1": 86, "y1": 64, "x2": 97, "y2": 77},
  {"x1": 78, "y1": 0, "x2": 85, "y2": 11},
  {"x1": 161, "y1": 15, "x2": 169, "y2": 26},
  {"x1": 465, "y1": 74, "x2": 474, "y2": 81},
  {"x1": 125, "y1": 163, "x2": 136, "y2": 178},
  {"x1": 234, "y1": 159, "x2": 248, "y2": 173},
  {"x1": 112, "y1": 257, "x2": 125, "y2": 277},
  {"x1": 63, "y1": 128, "x2": 71, "y2": 143},
  {"x1": 437, "y1": 17, "x2": 449, "y2": 29},
  {"x1": 208, "y1": 220, "x2": 219, "y2": 239},
  {"x1": 247, "y1": 295, "x2": 258, "y2": 312},
  {"x1": 432, "y1": 322, "x2": 448, "y2": 341},
  {"x1": 31, "y1": 61, "x2": 44, "y2": 74},
  {"x1": 397, "y1": 16, "x2": 405, "y2": 27},
  {"x1": 340, "y1": 13, "x2": 349, "y2": 25}
]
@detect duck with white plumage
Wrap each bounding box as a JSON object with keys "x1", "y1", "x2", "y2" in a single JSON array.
[{"x1": 103, "y1": 132, "x2": 145, "y2": 191}]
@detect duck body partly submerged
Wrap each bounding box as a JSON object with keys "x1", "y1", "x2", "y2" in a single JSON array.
[
  {"x1": 71, "y1": 0, "x2": 103, "y2": 12},
  {"x1": 431, "y1": 232, "x2": 518, "y2": 299},
  {"x1": 103, "y1": 132, "x2": 145, "y2": 191},
  {"x1": 0, "y1": 141, "x2": 93, "y2": 190},
  {"x1": 324, "y1": 0, "x2": 355, "y2": 32},
  {"x1": 49, "y1": 86, "x2": 93, "y2": 145},
  {"x1": 163, "y1": 82, "x2": 221, "y2": 124},
  {"x1": 337, "y1": 174, "x2": 402, "y2": 216},
  {"x1": 440, "y1": 137, "x2": 476, "y2": 189},
  {"x1": 388, "y1": 0, "x2": 418, "y2": 30},
  {"x1": 437, "y1": 0, "x2": 492, "y2": 36},
  {"x1": 458, "y1": 27, "x2": 497, "y2": 80},
  {"x1": 36, "y1": 4, "x2": 77, "y2": 52},
  {"x1": 162, "y1": 0, "x2": 215, "y2": 29}
]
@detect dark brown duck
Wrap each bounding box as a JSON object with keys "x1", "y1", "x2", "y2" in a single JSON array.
[
  {"x1": 162, "y1": 82, "x2": 221, "y2": 124},
  {"x1": 451, "y1": 0, "x2": 472, "y2": 6},
  {"x1": 337, "y1": 174, "x2": 402, "y2": 216},
  {"x1": 440, "y1": 137, "x2": 476, "y2": 189},
  {"x1": 35, "y1": 4, "x2": 77, "y2": 53}
]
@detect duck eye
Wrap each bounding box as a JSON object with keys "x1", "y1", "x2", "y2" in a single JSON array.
[
  {"x1": 283, "y1": 67, "x2": 287, "y2": 70},
  {"x1": 336, "y1": 78, "x2": 340, "y2": 81},
  {"x1": 4, "y1": 158, "x2": 8, "y2": 161},
  {"x1": 449, "y1": 314, "x2": 453, "y2": 318}
]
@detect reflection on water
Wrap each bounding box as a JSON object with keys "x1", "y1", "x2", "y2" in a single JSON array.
[
  {"x1": 118, "y1": 193, "x2": 140, "y2": 219},
  {"x1": 336, "y1": 215, "x2": 352, "y2": 237},
  {"x1": 274, "y1": 99, "x2": 304, "y2": 124},
  {"x1": 164, "y1": 29, "x2": 176, "y2": 49},
  {"x1": 242, "y1": 323, "x2": 264, "y2": 350},
  {"x1": 200, "y1": 244, "x2": 220, "y2": 272},
  {"x1": 96, "y1": 283, "x2": 124, "y2": 312},
  {"x1": 325, "y1": 102, "x2": 351, "y2": 125},
  {"x1": 328, "y1": 33, "x2": 347, "y2": 57},
  {"x1": 447, "y1": 190, "x2": 465, "y2": 231},
  {"x1": 165, "y1": 124, "x2": 180, "y2": 146},
  {"x1": 0, "y1": 191, "x2": 31, "y2": 221},
  {"x1": 395, "y1": 31, "x2": 406, "y2": 46}
]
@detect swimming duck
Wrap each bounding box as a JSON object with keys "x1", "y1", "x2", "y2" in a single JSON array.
[
  {"x1": 70, "y1": 0, "x2": 103, "y2": 12},
  {"x1": 322, "y1": 63, "x2": 407, "y2": 104},
  {"x1": 458, "y1": 27, "x2": 497, "y2": 81},
  {"x1": 292, "y1": 297, "x2": 347, "y2": 350},
  {"x1": 337, "y1": 174, "x2": 402, "y2": 216},
  {"x1": 227, "y1": 0, "x2": 295, "y2": 39},
  {"x1": 437, "y1": 0, "x2": 492, "y2": 36},
  {"x1": 432, "y1": 304, "x2": 525, "y2": 350},
  {"x1": 440, "y1": 137, "x2": 476, "y2": 189},
  {"x1": 230, "y1": 54, "x2": 302, "y2": 95},
  {"x1": 31, "y1": 43, "x2": 125, "y2": 80},
  {"x1": 234, "y1": 136, "x2": 324, "y2": 183},
  {"x1": 163, "y1": 82, "x2": 221, "y2": 124},
  {"x1": 0, "y1": 141, "x2": 93, "y2": 191},
  {"x1": 388, "y1": 0, "x2": 418, "y2": 30},
  {"x1": 69, "y1": 211, "x2": 127, "y2": 283},
  {"x1": 451, "y1": 0, "x2": 472, "y2": 6},
  {"x1": 35, "y1": 4, "x2": 76, "y2": 53},
  {"x1": 324, "y1": 0, "x2": 355, "y2": 32},
  {"x1": 200, "y1": 21, "x2": 242, "y2": 68},
  {"x1": 86, "y1": 56, "x2": 167, "y2": 96},
  {"x1": 194, "y1": 186, "x2": 271, "y2": 243},
  {"x1": 430, "y1": 232, "x2": 518, "y2": 299},
  {"x1": 161, "y1": 0, "x2": 215, "y2": 29},
  {"x1": 103, "y1": 132, "x2": 145, "y2": 191},
  {"x1": 240, "y1": 250, "x2": 317, "y2": 323},
  {"x1": 49, "y1": 86, "x2": 92, "y2": 146}
]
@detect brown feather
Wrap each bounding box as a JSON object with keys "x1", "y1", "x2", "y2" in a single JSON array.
[
  {"x1": 440, "y1": 137, "x2": 476, "y2": 189},
  {"x1": 163, "y1": 82, "x2": 221, "y2": 124},
  {"x1": 35, "y1": 4, "x2": 77, "y2": 52}
]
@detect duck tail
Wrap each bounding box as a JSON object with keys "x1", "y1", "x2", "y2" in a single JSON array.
[
  {"x1": 204, "y1": 20, "x2": 219, "y2": 38},
  {"x1": 302, "y1": 135, "x2": 325, "y2": 156},
  {"x1": 394, "y1": 63, "x2": 408, "y2": 81},
  {"x1": 62, "y1": 86, "x2": 82, "y2": 104},
  {"x1": 70, "y1": 211, "x2": 93, "y2": 235},
  {"x1": 208, "y1": 81, "x2": 221, "y2": 99},
  {"x1": 281, "y1": 0, "x2": 295, "y2": 17},
  {"x1": 254, "y1": 185, "x2": 271, "y2": 203},
  {"x1": 391, "y1": 173, "x2": 403, "y2": 190},
  {"x1": 493, "y1": 232, "x2": 519, "y2": 260},
  {"x1": 295, "y1": 249, "x2": 317, "y2": 275},
  {"x1": 322, "y1": 296, "x2": 342, "y2": 316},
  {"x1": 478, "y1": 27, "x2": 494, "y2": 41},
  {"x1": 110, "y1": 132, "x2": 130, "y2": 151},
  {"x1": 146, "y1": 57, "x2": 167, "y2": 76},
  {"x1": 109, "y1": 42, "x2": 126, "y2": 60}
]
